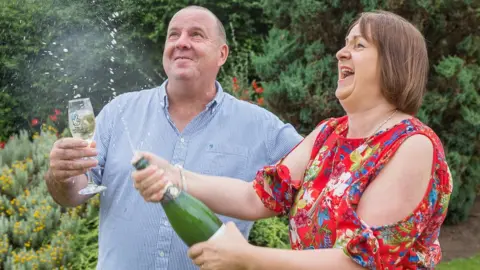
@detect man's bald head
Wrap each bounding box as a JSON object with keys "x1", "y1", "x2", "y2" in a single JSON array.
[{"x1": 170, "y1": 5, "x2": 227, "y2": 45}]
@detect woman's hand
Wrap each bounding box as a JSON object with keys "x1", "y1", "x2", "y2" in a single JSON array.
[
  {"x1": 131, "y1": 151, "x2": 182, "y2": 202},
  {"x1": 188, "y1": 222, "x2": 253, "y2": 270}
]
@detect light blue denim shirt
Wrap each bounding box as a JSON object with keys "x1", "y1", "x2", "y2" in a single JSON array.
[{"x1": 91, "y1": 80, "x2": 302, "y2": 270}]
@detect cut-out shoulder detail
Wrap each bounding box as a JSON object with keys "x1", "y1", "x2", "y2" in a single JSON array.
[
  {"x1": 355, "y1": 133, "x2": 435, "y2": 227},
  {"x1": 253, "y1": 116, "x2": 453, "y2": 270}
]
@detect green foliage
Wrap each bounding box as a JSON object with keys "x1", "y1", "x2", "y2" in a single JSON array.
[
  {"x1": 69, "y1": 213, "x2": 100, "y2": 270},
  {"x1": 437, "y1": 253, "x2": 480, "y2": 269},
  {"x1": 248, "y1": 216, "x2": 290, "y2": 249},
  {"x1": 0, "y1": 92, "x2": 22, "y2": 142},
  {"x1": 256, "y1": 0, "x2": 480, "y2": 224},
  {"x1": 0, "y1": 0, "x2": 160, "y2": 138},
  {"x1": 0, "y1": 130, "x2": 100, "y2": 269}
]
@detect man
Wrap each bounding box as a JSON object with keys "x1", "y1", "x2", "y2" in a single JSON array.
[{"x1": 45, "y1": 5, "x2": 302, "y2": 270}]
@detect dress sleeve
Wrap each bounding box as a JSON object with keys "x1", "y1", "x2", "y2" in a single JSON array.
[
  {"x1": 335, "y1": 159, "x2": 453, "y2": 269},
  {"x1": 252, "y1": 118, "x2": 336, "y2": 215},
  {"x1": 252, "y1": 164, "x2": 299, "y2": 215}
]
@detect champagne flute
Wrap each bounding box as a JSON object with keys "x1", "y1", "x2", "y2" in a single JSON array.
[{"x1": 68, "y1": 98, "x2": 107, "y2": 195}]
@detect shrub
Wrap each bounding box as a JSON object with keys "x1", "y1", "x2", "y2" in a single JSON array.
[
  {"x1": 0, "y1": 129, "x2": 100, "y2": 269},
  {"x1": 248, "y1": 216, "x2": 290, "y2": 249}
]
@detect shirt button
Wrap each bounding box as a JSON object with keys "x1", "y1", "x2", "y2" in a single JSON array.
[
  {"x1": 159, "y1": 251, "x2": 165, "y2": 257},
  {"x1": 180, "y1": 137, "x2": 185, "y2": 143},
  {"x1": 164, "y1": 220, "x2": 169, "y2": 226}
]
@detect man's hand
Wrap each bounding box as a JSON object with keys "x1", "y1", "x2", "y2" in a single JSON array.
[
  {"x1": 47, "y1": 138, "x2": 98, "y2": 184},
  {"x1": 131, "y1": 151, "x2": 181, "y2": 202}
]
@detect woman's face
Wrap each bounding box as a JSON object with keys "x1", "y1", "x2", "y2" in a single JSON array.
[{"x1": 335, "y1": 24, "x2": 383, "y2": 111}]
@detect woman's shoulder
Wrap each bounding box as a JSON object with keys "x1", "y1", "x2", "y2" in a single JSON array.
[
  {"x1": 398, "y1": 117, "x2": 447, "y2": 159},
  {"x1": 313, "y1": 115, "x2": 348, "y2": 133},
  {"x1": 381, "y1": 118, "x2": 451, "y2": 189}
]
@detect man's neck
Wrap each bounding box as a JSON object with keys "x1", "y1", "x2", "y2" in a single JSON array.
[
  {"x1": 346, "y1": 103, "x2": 402, "y2": 139},
  {"x1": 165, "y1": 79, "x2": 218, "y2": 132}
]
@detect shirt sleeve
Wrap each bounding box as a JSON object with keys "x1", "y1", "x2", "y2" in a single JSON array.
[
  {"x1": 336, "y1": 155, "x2": 453, "y2": 269},
  {"x1": 264, "y1": 113, "x2": 303, "y2": 165}
]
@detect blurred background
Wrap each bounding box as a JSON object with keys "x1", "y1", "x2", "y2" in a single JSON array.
[{"x1": 0, "y1": 0, "x2": 479, "y2": 269}]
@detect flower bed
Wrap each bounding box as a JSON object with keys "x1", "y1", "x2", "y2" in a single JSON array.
[{"x1": 0, "y1": 130, "x2": 99, "y2": 269}]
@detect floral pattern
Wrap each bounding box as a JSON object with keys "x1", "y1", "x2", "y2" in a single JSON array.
[{"x1": 253, "y1": 116, "x2": 453, "y2": 269}]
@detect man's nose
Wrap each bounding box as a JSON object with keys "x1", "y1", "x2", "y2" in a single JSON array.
[{"x1": 175, "y1": 33, "x2": 191, "y2": 50}]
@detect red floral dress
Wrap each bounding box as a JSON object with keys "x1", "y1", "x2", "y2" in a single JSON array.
[{"x1": 253, "y1": 116, "x2": 453, "y2": 269}]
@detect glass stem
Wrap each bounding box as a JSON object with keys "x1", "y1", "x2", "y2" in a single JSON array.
[
  {"x1": 85, "y1": 139, "x2": 96, "y2": 186},
  {"x1": 86, "y1": 169, "x2": 95, "y2": 185}
]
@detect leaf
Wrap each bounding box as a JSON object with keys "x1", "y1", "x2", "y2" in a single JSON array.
[
  {"x1": 350, "y1": 149, "x2": 362, "y2": 164},
  {"x1": 296, "y1": 199, "x2": 307, "y2": 209}
]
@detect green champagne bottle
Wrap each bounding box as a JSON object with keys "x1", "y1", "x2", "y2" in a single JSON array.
[{"x1": 132, "y1": 156, "x2": 225, "y2": 247}]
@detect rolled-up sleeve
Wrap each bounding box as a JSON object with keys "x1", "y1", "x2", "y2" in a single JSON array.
[{"x1": 252, "y1": 164, "x2": 298, "y2": 215}]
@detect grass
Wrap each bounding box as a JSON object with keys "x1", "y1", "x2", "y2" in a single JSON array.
[{"x1": 437, "y1": 254, "x2": 480, "y2": 270}]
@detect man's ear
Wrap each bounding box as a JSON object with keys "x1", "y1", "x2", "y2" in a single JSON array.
[{"x1": 218, "y1": 44, "x2": 229, "y2": 67}]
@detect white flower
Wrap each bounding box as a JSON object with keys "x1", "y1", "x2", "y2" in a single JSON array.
[
  {"x1": 289, "y1": 219, "x2": 301, "y2": 245},
  {"x1": 339, "y1": 172, "x2": 351, "y2": 183},
  {"x1": 355, "y1": 144, "x2": 367, "y2": 154},
  {"x1": 303, "y1": 190, "x2": 314, "y2": 204},
  {"x1": 333, "y1": 183, "x2": 349, "y2": 197}
]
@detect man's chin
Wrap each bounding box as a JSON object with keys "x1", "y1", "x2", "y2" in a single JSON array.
[{"x1": 170, "y1": 71, "x2": 194, "y2": 81}]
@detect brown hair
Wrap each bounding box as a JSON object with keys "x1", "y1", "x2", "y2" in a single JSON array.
[{"x1": 348, "y1": 11, "x2": 429, "y2": 115}]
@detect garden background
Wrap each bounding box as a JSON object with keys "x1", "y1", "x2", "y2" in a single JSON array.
[{"x1": 0, "y1": 0, "x2": 479, "y2": 269}]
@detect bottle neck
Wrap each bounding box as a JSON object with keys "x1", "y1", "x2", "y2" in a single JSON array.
[{"x1": 161, "y1": 182, "x2": 182, "y2": 202}]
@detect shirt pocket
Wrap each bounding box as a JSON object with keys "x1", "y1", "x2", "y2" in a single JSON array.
[{"x1": 199, "y1": 142, "x2": 249, "y2": 180}]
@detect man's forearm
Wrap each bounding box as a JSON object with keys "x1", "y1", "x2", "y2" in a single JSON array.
[
  {"x1": 183, "y1": 169, "x2": 276, "y2": 221},
  {"x1": 45, "y1": 171, "x2": 92, "y2": 207}
]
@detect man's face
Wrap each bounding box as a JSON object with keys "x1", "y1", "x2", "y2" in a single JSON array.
[{"x1": 163, "y1": 9, "x2": 228, "y2": 82}]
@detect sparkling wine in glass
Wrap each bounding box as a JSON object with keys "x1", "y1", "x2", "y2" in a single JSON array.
[{"x1": 68, "y1": 98, "x2": 107, "y2": 195}]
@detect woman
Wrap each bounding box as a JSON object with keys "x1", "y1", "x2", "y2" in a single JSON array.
[{"x1": 132, "y1": 10, "x2": 452, "y2": 270}]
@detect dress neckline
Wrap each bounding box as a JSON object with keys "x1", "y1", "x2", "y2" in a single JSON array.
[{"x1": 331, "y1": 116, "x2": 416, "y2": 144}]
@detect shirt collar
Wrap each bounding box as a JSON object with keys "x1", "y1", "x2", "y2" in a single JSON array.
[{"x1": 158, "y1": 79, "x2": 224, "y2": 110}]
